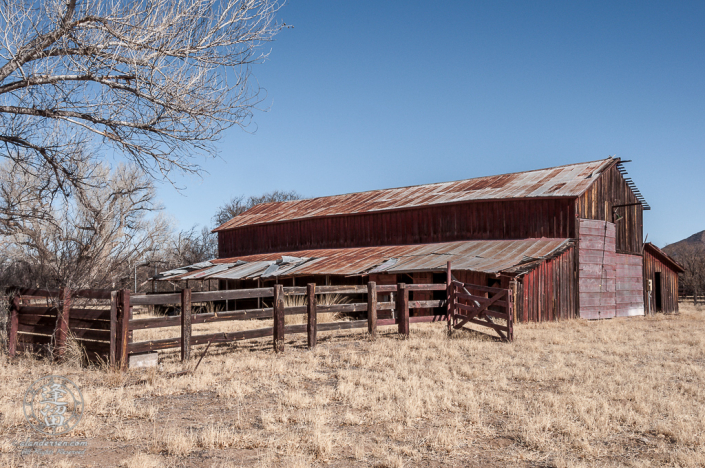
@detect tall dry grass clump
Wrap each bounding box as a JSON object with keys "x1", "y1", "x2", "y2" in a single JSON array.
[{"x1": 282, "y1": 293, "x2": 351, "y2": 325}]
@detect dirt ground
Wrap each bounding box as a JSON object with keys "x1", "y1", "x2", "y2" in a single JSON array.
[{"x1": 1, "y1": 303, "x2": 705, "y2": 468}]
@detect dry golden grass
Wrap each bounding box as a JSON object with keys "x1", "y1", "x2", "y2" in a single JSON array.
[{"x1": 1, "y1": 303, "x2": 704, "y2": 467}]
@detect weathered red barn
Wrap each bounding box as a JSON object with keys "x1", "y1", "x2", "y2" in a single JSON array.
[{"x1": 157, "y1": 157, "x2": 681, "y2": 321}]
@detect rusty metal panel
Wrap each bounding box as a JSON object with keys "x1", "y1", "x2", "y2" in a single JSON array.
[
  {"x1": 207, "y1": 261, "x2": 274, "y2": 280},
  {"x1": 214, "y1": 158, "x2": 616, "y2": 231},
  {"x1": 191, "y1": 239, "x2": 572, "y2": 279}
]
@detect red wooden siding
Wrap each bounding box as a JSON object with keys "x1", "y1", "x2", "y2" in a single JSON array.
[
  {"x1": 575, "y1": 162, "x2": 644, "y2": 255},
  {"x1": 412, "y1": 272, "x2": 433, "y2": 316},
  {"x1": 615, "y1": 254, "x2": 644, "y2": 317},
  {"x1": 643, "y1": 249, "x2": 680, "y2": 314},
  {"x1": 516, "y1": 244, "x2": 577, "y2": 322},
  {"x1": 578, "y1": 219, "x2": 616, "y2": 319},
  {"x1": 218, "y1": 198, "x2": 576, "y2": 257}
]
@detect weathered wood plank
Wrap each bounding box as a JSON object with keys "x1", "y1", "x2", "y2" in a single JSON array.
[
  {"x1": 110, "y1": 291, "x2": 117, "y2": 368},
  {"x1": 193, "y1": 287, "x2": 275, "y2": 302},
  {"x1": 376, "y1": 319, "x2": 397, "y2": 326},
  {"x1": 307, "y1": 283, "x2": 316, "y2": 349},
  {"x1": 54, "y1": 288, "x2": 71, "y2": 360},
  {"x1": 273, "y1": 284, "x2": 285, "y2": 352},
  {"x1": 16, "y1": 306, "x2": 58, "y2": 316},
  {"x1": 189, "y1": 327, "x2": 274, "y2": 346},
  {"x1": 8, "y1": 296, "x2": 19, "y2": 357},
  {"x1": 181, "y1": 288, "x2": 191, "y2": 362},
  {"x1": 117, "y1": 290, "x2": 130, "y2": 371},
  {"x1": 452, "y1": 281, "x2": 506, "y2": 294},
  {"x1": 406, "y1": 284, "x2": 447, "y2": 291},
  {"x1": 409, "y1": 314, "x2": 449, "y2": 323},
  {"x1": 408, "y1": 300, "x2": 445, "y2": 309},
  {"x1": 130, "y1": 293, "x2": 181, "y2": 306},
  {"x1": 17, "y1": 323, "x2": 55, "y2": 335},
  {"x1": 397, "y1": 283, "x2": 409, "y2": 337},
  {"x1": 129, "y1": 307, "x2": 275, "y2": 330},
  {"x1": 367, "y1": 281, "x2": 377, "y2": 337}
]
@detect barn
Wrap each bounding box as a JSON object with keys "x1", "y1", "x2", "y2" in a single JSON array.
[
  {"x1": 642, "y1": 242, "x2": 684, "y2": 314},
  {"x1": 155, "y1": 157, "x2": 682, "y2": 321}
]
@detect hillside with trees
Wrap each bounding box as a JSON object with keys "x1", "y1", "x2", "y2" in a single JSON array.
[{"x1": 664, "y1": 230, "x2": 705, "y2": 303}]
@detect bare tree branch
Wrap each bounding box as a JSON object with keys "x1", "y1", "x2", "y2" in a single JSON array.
[{"x1": 0, "y1": 0, "x2": 283, "y2": 191}]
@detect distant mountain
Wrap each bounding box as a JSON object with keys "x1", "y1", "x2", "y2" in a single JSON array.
[{"x1": 663, "y1": 230, "x2": 705, "y2": 254}]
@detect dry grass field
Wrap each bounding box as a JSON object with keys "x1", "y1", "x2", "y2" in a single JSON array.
[{"x1": 1, "y1": 303, "x2": 705, "y2": 467}]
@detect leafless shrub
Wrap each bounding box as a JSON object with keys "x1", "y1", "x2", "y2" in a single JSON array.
[
  {"x1": 213, "y1": 190, "x2": 301, "y2": 227},
  {"x1": 0, "y1": 160, "x2": 171, "y2": 290}
]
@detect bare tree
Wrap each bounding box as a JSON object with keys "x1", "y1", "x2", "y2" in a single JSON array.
[
  {"x1": 213, "y1": 189, "x2": 301, "y2": 226},
  {"x1": 0, "y1": 0, "x2": 282, "y2": 193},
  {"x1": 165, "y1": 225, "x2": 217, "y2": 267},
  {"x1": 0, "y1": 160, "x2": 171, "y2": 289},
  {"x1": 668, "y1": 243, "x2": 705, "y2": 305}
]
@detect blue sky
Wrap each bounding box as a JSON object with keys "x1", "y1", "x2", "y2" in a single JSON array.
[{"x1": 161, "y1": 1, "x2": 705, "y2": 247}]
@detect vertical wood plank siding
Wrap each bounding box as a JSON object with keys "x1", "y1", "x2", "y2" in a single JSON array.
[
  {"x1": 218, "y1": 198, "x2": 576, "y2": 257},
  {"x1": 515, "y1": 245, "x2": 577, "y2": 322},
  {"x1": 575, "y1": 163, "x2": 644, "y2": 254},
  {"x1": 643, "y1": 250, "x2": 680, "y2": 314}
]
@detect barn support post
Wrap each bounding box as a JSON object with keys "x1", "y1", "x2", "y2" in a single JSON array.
[
  {"x1": 397, "y1": 283, "x2": 409, "y2": 337},
  {"x1": 367, "y1": 281, "x2": 377, "y2": 338},
  {"x1": 507, "y1": 287, "x2": 514, "y2": 342},
  {"x1": 446, "y1": 262, "x2": 454, "y2": 333},
  {"x1": 116, "y1": 289, "x2": 130, "y2": 371},
  {"x1": 273, "y1": 284, "x2": 285, "y2": 352},
  {"x1": 7, "y1": 294, "x2": 20, "y2": 357},
  {"x1": 307, "y1": 283, "x2": 317, "y2": 349},
  {"x1": 181, "y1": 288, "x2": 192, "y2": 361},
  {"x1": 110, "y1": 291, "x2": 118, "y2": 368},
  {"x1": 54, "y1": 287, "x2": 71, "y2": 360}
]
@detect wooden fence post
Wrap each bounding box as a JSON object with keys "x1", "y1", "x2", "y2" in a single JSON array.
[
  {"x1": 110, "y1": 291, "x2": 118, "y2": 368},
  {"x1": 273, "y1": 284, "x2": 285, "y2": 352},
  {"x1": 116, "y1": 289, "x2": 130, "y2": 371},
  {"x1": 446, "y1": 261, "x2": 453, "y2": 333},
  {"x1": 397, "y1": 283, "x2": 409, "y2": 338},
  {"x1": 181, "y1": 288, "x2": 192, "y2": 361},
  {"x1": 367, "y1": 281, "x2": 377, "y2": 338},
  {"x1": 507, "y1": 288, "x2": 514, "y2": 342},
  {"x1": 7, "y1": 295, "x2": 19, "y2": 357},
  {"x1": 54, "y1": 287, "x2": 71, "y2": 360},
  {"x1": 307, "y1": 283, "x2": 317, "y2": 349}
]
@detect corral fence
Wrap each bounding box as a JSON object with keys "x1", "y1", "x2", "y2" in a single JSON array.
[
  {"x1": 680, "y1": 295, "x2": 704, "y2": 304},
  {"x1": 5, "y1": 263, "x2": 514, "y2": 370}
]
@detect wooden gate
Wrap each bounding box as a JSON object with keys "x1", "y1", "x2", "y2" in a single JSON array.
[{"x1": 449, "y1": 280, "x2": 513, "y2": 341}]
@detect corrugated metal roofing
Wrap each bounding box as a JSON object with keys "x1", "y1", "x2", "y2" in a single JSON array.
[
  {"x1": 156, "y1": 239, "x2": 572, "y2": 280},
  {"x1": 214, "y1": 158, "x2": 616, "y2": 231}
]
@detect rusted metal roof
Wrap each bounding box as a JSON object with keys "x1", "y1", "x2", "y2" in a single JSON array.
[
  {"x1": 156, "y1": 239, "x2": 572, "y2": 280},
  {"x1": 214, "y1": 158, "x2": 617, "y2": 231}
]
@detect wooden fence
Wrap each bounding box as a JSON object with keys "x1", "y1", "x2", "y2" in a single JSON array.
[
  {"x1": 449, "y1": 280, "x2": 513, "y2": 341},
  {"x1": 6, "y1": 288, "x2": 115, "y2": 362},
  {"x1": 5, "y1": 264, "x2": 514, "y2": 370}
]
